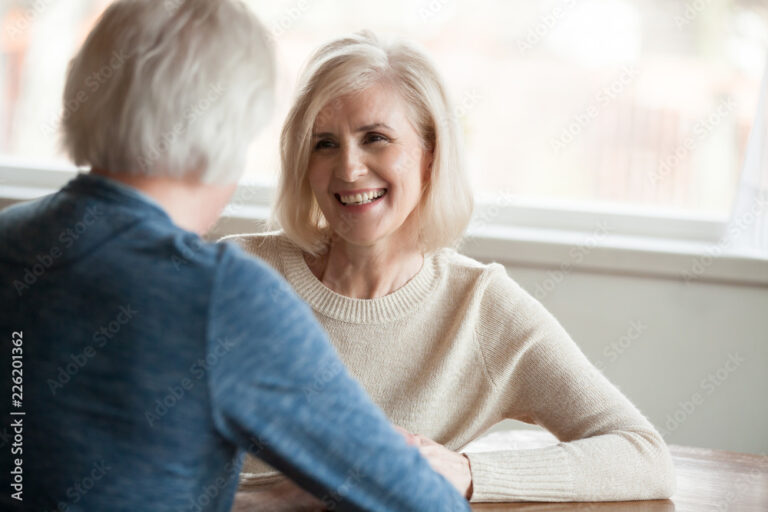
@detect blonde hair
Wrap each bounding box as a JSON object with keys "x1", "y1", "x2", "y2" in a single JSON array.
[
  {"x1": 273, "y1": 30, "x2": 473, "y2": 255},
  {"x1": 62, "y1": 0, "x2": 274, "y2": 184}
]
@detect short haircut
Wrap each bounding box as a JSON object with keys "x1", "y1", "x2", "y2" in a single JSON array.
[
  {"x1": 62, "y1": 0, "x2": 275, "y2": 184},
  {"x1": 274, "y1": 30, "x2": 474, "y2": 255}
]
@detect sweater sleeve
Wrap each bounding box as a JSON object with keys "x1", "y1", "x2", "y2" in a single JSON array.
[{"x1": 465, "y1": 264, "x2": 676, "y2": 503}]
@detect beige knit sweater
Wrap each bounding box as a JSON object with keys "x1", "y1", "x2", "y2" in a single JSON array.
[{"x1": 223, "y1": 231, "x2": 676, "y2": 503}]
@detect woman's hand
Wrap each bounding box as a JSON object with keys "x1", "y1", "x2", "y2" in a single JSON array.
[{"x1": 393, "y1": 425, "x2": 473, "y2": 499}]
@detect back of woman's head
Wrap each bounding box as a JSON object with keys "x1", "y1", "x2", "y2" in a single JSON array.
[
  {"x1": 275, "y1": 30, "x2": 474, "y2": 255},
  {"x1": 62, "y1": 0, "x2": 275, "y2": 184}
]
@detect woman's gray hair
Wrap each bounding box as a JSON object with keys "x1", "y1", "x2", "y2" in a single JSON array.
[
  {"x1": 274, "y1": 30, "x2": 474, "y2": 255},
  {"x1": 62, "y1": 0, "x2": 275, "y2": 184}
]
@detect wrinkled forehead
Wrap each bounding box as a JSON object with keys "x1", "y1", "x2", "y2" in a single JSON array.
[
  {"x1": 312, "y1": 81, "x2": 421, "y2": 136},
  {"x1": 314, "y1": 83, "x2": 394, "y2": 125}
]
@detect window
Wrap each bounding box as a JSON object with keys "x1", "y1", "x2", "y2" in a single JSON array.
[{"x1": 2, "y1": 0, "x2": 767, "y2": 219}]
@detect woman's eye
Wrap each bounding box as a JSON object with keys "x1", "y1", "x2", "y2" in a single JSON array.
[
  {"x1": 365, "y1": 133, "x2": 388, "y2": 144},
  {"x1": 314, "y1": 139, "x2": 336, "y2": 150}
]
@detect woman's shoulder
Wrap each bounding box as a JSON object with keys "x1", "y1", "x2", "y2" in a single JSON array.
[
  {"x1": 435, "y1": 247, "x2": 520, "y2": 291},
  {"x1": 444, "y1": 250, "x2": 569, "y2": 368},
  {"x1": 436, "y1": 247, "x2": 538, "y2": 323}
]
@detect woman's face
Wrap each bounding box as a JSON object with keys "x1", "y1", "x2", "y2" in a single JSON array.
[{"x1": 307, "y1": 81, "x2": 433, "y2": 249}]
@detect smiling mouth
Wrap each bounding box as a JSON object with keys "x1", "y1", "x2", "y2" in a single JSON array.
[{"x1": 335, "y1": 189, "x2": 388, "y2": 206}]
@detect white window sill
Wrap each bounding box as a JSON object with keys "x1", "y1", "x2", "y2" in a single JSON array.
[{"x1": 460, "y1": 224, "x2": 768, "y2": 288}]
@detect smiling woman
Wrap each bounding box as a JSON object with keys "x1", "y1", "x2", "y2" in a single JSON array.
[
  {"x1": 224, "y1": 30, "x2": 676, "y2": 504},
  {"x1": 274, "y1": 30, "x2": 473, "y2": 258}
]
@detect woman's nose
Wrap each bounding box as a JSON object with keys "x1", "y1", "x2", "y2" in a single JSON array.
[{"x1": 335, "y1": 144, "x2": 367, "y2": 182}]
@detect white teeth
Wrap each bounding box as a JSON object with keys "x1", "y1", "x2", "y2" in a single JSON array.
[{"x1": 339, "y1": 189, "x2": 386, "y2": 205}]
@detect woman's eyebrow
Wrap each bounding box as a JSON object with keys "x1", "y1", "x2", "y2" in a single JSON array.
[
  {"x1": 355, "y1": 122, "x2": 393, "y2": 132},
  {"x1": 312, "y1": 123, "x2": 394, "y2": 138}
]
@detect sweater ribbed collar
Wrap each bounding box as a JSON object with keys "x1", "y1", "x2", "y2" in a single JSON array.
[{"x1": 278, "y1": 236, "x2": 442, "y2": 324}]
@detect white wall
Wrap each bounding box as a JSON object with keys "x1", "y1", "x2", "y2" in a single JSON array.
[{"x1": 488, "y1": 263, "x2": 768, "y2": 455}]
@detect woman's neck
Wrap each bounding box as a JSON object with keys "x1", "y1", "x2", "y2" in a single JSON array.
[{"x1": 305, "y1": 235, "x2": 424, "y2": 299}]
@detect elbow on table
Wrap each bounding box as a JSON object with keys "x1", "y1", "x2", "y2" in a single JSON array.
[
  {"x1": 648, "y1": 433, "x2": 677, "y2": 499},
  {"x1": 657, "y1": 449, "x2": 677, "y2": 499},
  {"x1": 617, "y1": 428, "x2": 677, "y2": 500}
]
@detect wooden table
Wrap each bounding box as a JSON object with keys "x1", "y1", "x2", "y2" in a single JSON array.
[{"x1": 233, "y1": 430, "x2": 768, "y2": 511}]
